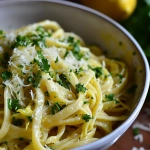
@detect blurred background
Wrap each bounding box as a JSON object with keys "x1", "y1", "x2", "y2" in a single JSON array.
[{"x1": 65, "y1": 0, "x2": 150, "y2": 149}]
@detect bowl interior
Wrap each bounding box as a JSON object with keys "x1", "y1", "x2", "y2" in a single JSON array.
[{"x1": 0, "y1": 0, "x2": 149, "y2": 150}]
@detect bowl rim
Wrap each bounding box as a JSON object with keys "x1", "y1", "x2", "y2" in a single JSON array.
[{"x1": 0, "y1": 0, "x2": 150, "y2": 149}]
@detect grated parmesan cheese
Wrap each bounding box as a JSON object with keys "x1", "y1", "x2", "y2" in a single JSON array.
[
  {"x1": 132, "y1": 147, "x2": 145, "y2": 150},
  {"x1": 134, "y1": 134, "x2": 143, "y2": 143},
  {"x1": 64, "y1": 51, "x2": 87, "y2": 69},
  {"x1": 6, "y1": 32, "x2": 16, "y2": 43},
  {"x1": 102, "y1": 60, "x2": 106, "y2": 68},
  {"x1": 30, "y1": 90, "x2": 34, "y2": 100},
  {"x1": 132, "y1": 122, "x2": 150, "y2": 132}
]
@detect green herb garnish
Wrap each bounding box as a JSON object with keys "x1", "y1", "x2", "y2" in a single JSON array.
[
  {"x1": 12, "y1": 26, "x2": 51, "y2": 49},
  {"x1": 133, "y1": 128, "x2": 139, "y2": 136},
  {"x1": 0, "y1": 30, "x2": 5, "y2": 37},
  {"x1": 83, "y1": 101, "x2": 89, "y2": 105},
  {"x1": 36, "y1": 26, "x2": 51, "y2": 38},
  {"x1": 34, "y1": 50, "x2": 50, "y2": 72},
  {"x1": 64, "y1": 51, "x2": 69, "y2": 58},
  {"x1": 89, "y1": 66, "x2": 103, "y2": 78},
  {"x1": 74, "y1": 67, "x2": 83, "y2": 75},
  {"x1": 1, "y1": 71, "x2": 12, "y2": 81},
  {"x1": 105, "y1": 94, "x2": 115, "y2": 101},
  {"x1": 82, "y1": 114, "x2": 92, "y2": 122},
  {"x1": 67, "y1": 36, "x2": 74, "y2": 43},
  {"x1": 51, "y1": 102, "x2": 66, "y2": 115},
  {"x1": 18, "y1": 64, "x2": 23, "y2": 68},
  {"x1": 104, "y1": 94, "x2": 119, "y2": 104},
  {"x1": 57, "y1": 74, "x2": 71, "y2": 90},
  {"x1": 55, "y1": 56, "x2": 59, "y2": 63},
  {"x1": 0, "y1": 30, "x2": 3, "y2": 35},
  {"x1": 76, "y1": 83, "x2": 87, "y2": 93},
  {"x1": 116, "y1": 74, "x2": 124, "y2": 83},
  {"x1": 27, "y1": 71, "x2": 42, "y2": 88},
  {"x1": 12, "y1": 35, "x2": 32, "y2": 48},
  {"x1": 8, "y1": 99, "x2": 22, "y2": 112},
  {"x1": 72, "y1": 40, "x2": 83, "y2": 60},
  {"x1": 27, "y1": 116, "x2": 32, "y2": 122}
]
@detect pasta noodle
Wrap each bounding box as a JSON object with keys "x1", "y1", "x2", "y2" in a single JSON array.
[{"x1": 0, "y1": 20, "x2": 135, "y2": 150}]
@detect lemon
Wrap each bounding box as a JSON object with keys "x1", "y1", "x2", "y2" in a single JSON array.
[{"x1": 80, "y1": 0, "x2": 137, "y2": 21}]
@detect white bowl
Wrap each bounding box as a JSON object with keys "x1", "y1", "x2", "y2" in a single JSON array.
[{"x1": 0, "y1": 0, "x2": 149, "y2": 150}]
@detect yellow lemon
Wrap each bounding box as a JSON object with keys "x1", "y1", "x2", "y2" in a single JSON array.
[{"x1": 80, "y1": 0, "x2": 137, "y2": 21}]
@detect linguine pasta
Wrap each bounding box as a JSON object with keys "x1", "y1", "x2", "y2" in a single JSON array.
[{"x1": 0, "y1": 20, "x2": 135, "y2": 150}]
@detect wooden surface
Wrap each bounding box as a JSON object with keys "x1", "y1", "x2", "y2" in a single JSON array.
[{"x1": 108, "y1": 100, "x2": 150, "y2": 150}]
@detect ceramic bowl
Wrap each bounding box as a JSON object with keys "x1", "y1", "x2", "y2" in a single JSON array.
[{"x1": 0, "y1": 0, "x2": 149, "y2": 149}]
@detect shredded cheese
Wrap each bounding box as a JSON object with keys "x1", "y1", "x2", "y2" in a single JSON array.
[
  {"x1": 132, "y1": 122, "x2": 150, "y2": 132},
  {"x1": 134, "y1": 134, "x2": 143, "y2": 143}
]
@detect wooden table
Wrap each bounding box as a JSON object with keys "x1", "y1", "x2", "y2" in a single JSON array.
[{"x1": 108, "y1": 100, "x2": 150, "y2": 150}]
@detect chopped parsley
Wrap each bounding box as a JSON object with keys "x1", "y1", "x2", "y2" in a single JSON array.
[
  {"x1": 0, "y1": 30, "x2": 4, "y2": 35},
  {"x1": 65, "y1": 37, "x2": 84, "y2": 60},
  {"x1": 36, "y1": 26, "x2": 51, "y2": 37},
  {"x1": 64, "y1": 51, "x2": 69, "y2": 58},
  {"x1": 104, "y1": 74, "x2": 111, "y2": 79},
  {"x1": 72, "y1": 41, "x2": 83, "y2": 60},
  {"x1": 76, "y1": 83, "x2": 87, "y2": 93},
  {"x1": 104, "y1": 94, "x2": 119, "y2": 104},
  {"x1": 12, "y1": 35, "x2": 32, "y2": 48},
  {"x1": 28, "y1": 34, "x2": 46, "y2": 48},
  {"x1": 57, "y1": 74, "x2": 71, "y2": 90},
  {"x1": 1, "y1": 71, "x2": 12, "y2": 81},
  {"x1": 51, "y1": 102, "x2": 66, "y2": 115},
  {"x1": 89, "y1": 66, "x2": 103, "y2": 78},
  {"x1": 48, "y1": 147, "x2": 54, "y2": 150},
  {"x1": 12, "y1": 117, "x2": 24, "y2": 126},
  {"x1": 83, "y1": 101, "x2": 89, "y2": 105},
  {"x1": 12, "y1": 26, "x2": 51, "y2": 48},
  {"x1": 126, "y1": 84, "x2": 137, "y2": 94},
  {"x1": 133, "y1": 128, "x2": 139, "y2": 136},
  {"x1": 34, "y1": 50, "x2": 50, "y2": 72},
  {"x1": 116, "y1": 74, "x2": 124, "y2": 83},
  {"x1": 0, "y1": 30, "x2": 5, "y2": 37},
  {"x1": 82, "y1": 114, "x2": 92, "y2": 122},
  {"x1": 8, "y1": 99, "x2": 22, "y2": 112},
  {"x1": 105, "y1": 94, "x2": 114, "y2": 101},
  {"x1": 74, "y1": 67, "x2": 83, "y2": 75},
  {"x1": 27, "y1": 71, "x2": 42, "y2": 88},
  {"x1": 27, "y1": 116, "x2": 32, "y2": 122},
  {"x1": 18, "y1": 64, "x2": 23, "y2": 68},
  {"x1": 67, "y1": 36, "x2": 74, "y2": 43},
  {"x1": 55, "y1": 56, "x2": 59, "y2": 63}
]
